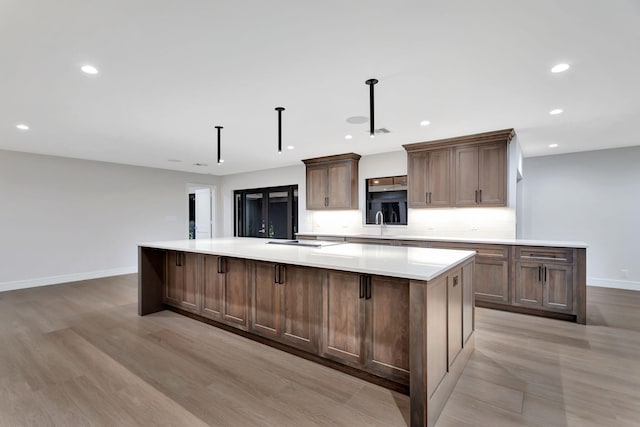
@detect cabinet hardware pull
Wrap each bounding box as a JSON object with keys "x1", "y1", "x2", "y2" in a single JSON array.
[
  {"x1": 428, "y1": 192, "x2": 432, "y2": 204},
  {"x1": 278, "y1": 265, "x2": 285, "y2": 284},
  {"x1": 217, "y1": 257, "x2": 222, "y2": 273},
  {"x1": 365, "y1": 276, "x2": 372, "y2": 300},
  {"x1": 359, "y1": 275, "x2": 365, "y2": 299},
  {"x1": 538, "y1": 265, "x2": 542, "y2": 281},
  {"x1": 453, "y1": 276, "x2": 459, "y2": 287},
  {"x1": 274, "y1": 264, "x2": 279, "y2": 284},
  {"x1": 425, "y1": 192, "x2": 429, "y2": 204},
  {"x1": 475, "y1": 190, "x2": 478, "y2": 203},
  {"x1": 479, "y1": 189, "x2": 482, "y2": 203},
  {"x1": 324, "y1": 197, "x2": 328, "y2": 207},
  {"x1": 544, "y1": 266, "x2": 547, "y2": 282}
]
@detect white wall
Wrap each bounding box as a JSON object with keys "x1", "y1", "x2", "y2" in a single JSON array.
[
  {"x1": 0, "y1": 150, "x2": 218, "y2": 291},
  {"x1": 521, "y1": 146, "x2": 640, "y2": 289}
]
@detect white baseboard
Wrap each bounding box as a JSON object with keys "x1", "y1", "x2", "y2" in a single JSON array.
[
  {"x1": 0, "y1": 266, "x2": 138, "y2": 293},
  {"x1": 588, "y1": 277, "x2": 640, "y2": 291}
]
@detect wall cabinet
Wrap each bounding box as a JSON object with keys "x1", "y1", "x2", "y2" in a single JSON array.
[
  {"x1": 454, "y1": 142, "x2": 507, "y2": 207},
  {"x1": 201, "y1": 255, "x2": 249, "y2": 329},
  {"x1": 165, "y1": 251, "x2": 199, "y2": 314},
  {"x1": 303, "y1": 153, "x2": 361, "y2": 210},
  {"x1": 407, "y1": 148, "x2": 452, "y2": 208},
  {"x1": 404, "y1": 129, "x2": 513, "y2": 209}
]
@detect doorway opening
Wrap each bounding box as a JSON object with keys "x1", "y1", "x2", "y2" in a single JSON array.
[
  {"x1": 234, "y1": 185, "x2": 298, "y2": 239},
  {"x1": 187, "y1": 184, "x2": 215, "y2": 239}
]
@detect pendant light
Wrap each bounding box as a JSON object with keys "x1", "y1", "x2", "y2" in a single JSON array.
[
  {"x1": 275, "y1": 107, "x2": 285, "y2": 153},
  {"x1": 365, "y1": 78, "x2": 378, "y2": 138},
  {"x1": 215, "y1": 126, "x2": 224, "y2": 164}
]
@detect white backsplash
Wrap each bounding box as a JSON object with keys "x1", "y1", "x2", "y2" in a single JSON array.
[{"x1": 309, "y1": 207, "x2": 516, "y2": 239}]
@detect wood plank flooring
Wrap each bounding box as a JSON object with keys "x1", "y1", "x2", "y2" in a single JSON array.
[{"x1": 1, "y1": 275, "x2": 638, "y2": 426}]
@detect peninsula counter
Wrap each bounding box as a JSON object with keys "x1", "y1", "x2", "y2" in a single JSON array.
[{"x1": 138, "y1": 237, "x2": 476, "y2": 427}]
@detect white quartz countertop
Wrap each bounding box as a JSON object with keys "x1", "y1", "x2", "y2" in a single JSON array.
[
  {"x1": 295, "y1": 232, "x2": 588, "y2": 249},
  {"x1": 139, "y1": 238, "x2": 475, "y2": 282}
]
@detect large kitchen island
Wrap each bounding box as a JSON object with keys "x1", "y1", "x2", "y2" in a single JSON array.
[{"x1": 138, "y1": 237, "x2": 475, "y2": 427}]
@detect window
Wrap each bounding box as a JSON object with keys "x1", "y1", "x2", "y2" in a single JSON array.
[
  {"x1": 234, "y1": 185, "x2": 298, "y2": 239},
  {"x1": 365, "y1": 176, "x2": 407, "y2": 225}
]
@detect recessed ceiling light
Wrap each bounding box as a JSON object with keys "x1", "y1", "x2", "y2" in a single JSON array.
[
  {"x1": 549, "y1": 144, "x2": 559, "y2": 148},
  {"x1": 551, "y1": 63, "x2": 570, "y2": 73},
  {"x1": 420, "y1": 120, "x2": 431, "y2": 127},
  {"x1": 549, "y1": 109, "x2": 563, "y2": 115},
  {"x1": 81, "y1": 65, "x2": 99, "y2": 75},
  {"x1": 287, "y1": 145, "x2": 294, "y2": 150},
  {"x1": 218, "y1": 159, "x2": 224, "y2": 164},
  {"x1": 16, "y1": 123, "x2": 29, "y2": 130},
  {"x1": 345, "y1": 134, "x2": 353, "y2": 140}
]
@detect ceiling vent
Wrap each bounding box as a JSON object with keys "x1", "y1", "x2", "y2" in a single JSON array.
[{"x1": 366, "y1": 128, "x2": 390, "y2": 135}]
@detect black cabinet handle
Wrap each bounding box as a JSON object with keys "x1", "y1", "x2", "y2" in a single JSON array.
[
  {"x1": 359, "y1": 275, "x2": 365, "y2": 298},
  {"x1": 324, "y1": 197, "x2": 329, "y2": 207},
  {"x1": 278, "y1": 265, "x2": 285, "y2": 284},
  {"x1": 475, "y1": 190, "x2": 478, "y2": 203},
  {"x1": 217, "y1": 257, "x2": 225, "y2": 274},
  {"x1": 538, "y1": 266, "x2": 542, "y2": 282},
  {"x1": 365, "y1": 276, "x2": 372, "y2": 300},
  {"x1": 453, "y1": 275, "x2": 459, "y2": 287},
  {"x1": 274, "y1": 264, "x2": 279, "y2": 284},
  {"x1": 544, "y1": 266, "x2": 548, "y2": 282},
  {"x1": 479, "y1": 189, "x2": 482, "y2": 203},
  {"x1": 176, "y1": 252, "x2": 182, "y2": 267},
  {"x1": 429, "y1": 192, "x2": 432, "y2": 204},
  {"x1": 425, "y1": 192, "x2": 429, "y2": 204}
]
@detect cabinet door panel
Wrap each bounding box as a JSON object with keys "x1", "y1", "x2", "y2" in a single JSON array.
[
  {"x1": 426, "y1": 275, "x2": 448, "y2": 399},
  {"x1": 462, "y1": 262, "x2": 474, "y2": 344},
  {"x1": 282, "y1": 265, "x2": 322, "y2": 353},
  {"x1": 474, "y1": 259, "x2": 509, "y2": 304},
  {"x1": 428, "y1": 149, "x2": 452, "y2": 207},
  {"x1": 544, "y1": 264, "x2": 573, "y2": 312},
  {"x1": 251, "y1": 262, "x2": 281, "y2": 337},
  {"x1": 478, "y1": 142, "x2": 506, "y2": 205},
  {"x1": 448, "y1": 271, "x2": 463, "y2": 367},
  {"x1": 327, "y1": 163, "x2": 349, "y2": 208},
  {"x1": 223, "y1": 258, "x2": 248, "y2": 327},
  {"x1": 181, "y1": 253, "x2": 199, "y2": 312},
  {"x1": 322, "y1": 271, "x2": 364, "y2": 365},
  {"x1": 408, "y1": 152, "x2": 428, "y2": 207},
  {"x1": 202, "y1": 255, "x2": 223, "y2": 320},
  {"x1": 454, "y1": 146, "x2": 479, "y2": 206},
  {"x1": 366, "y1": 276, "x2": 410, "y2": 382},
  {"x1": 307, "y1": 166, "x2": 327, "y2": 209},
  {"x1": 514, "y1": 262, "x2": 543, "y2": 308},
  {"x1": 165, "y1": 251, "x2": 182, "y2": 306}
]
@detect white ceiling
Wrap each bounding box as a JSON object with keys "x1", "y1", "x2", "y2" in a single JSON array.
[{"x1": 2, "y1": 0, "x2": 639, "y2": 175}]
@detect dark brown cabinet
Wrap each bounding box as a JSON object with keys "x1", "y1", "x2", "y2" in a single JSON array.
[
  {"x1": 322, "y1": 271, "x2": 410, "y2": 383},
  {"x1": 165, "y1": 251, "x2": 198, "y2": 314},
  {"x1": 404, "y1": 129, "x2": 513, "y2": 209},
  {"x1": 322, "y1": 270, "x2": 365, "y2": 365},
  {"x1": 303, "y1": 153, "x2": 361, "y2": 210},
  {"x1": 200, "y1": 255, "x2": 248, "y2": 329},
  {"x1": 454, "y1": 142, "x2": 507, "y2": 207},
  {"x1": 249, "y1": 262, "x2": 322, "y2": 353},
  {"x1": 407, "y1": 148, "x2": 452, "y2": 208}
]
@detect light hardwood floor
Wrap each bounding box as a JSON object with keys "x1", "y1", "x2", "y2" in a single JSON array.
[{"x1": 1, "y1": 275, "x2": 639, "y2": 426}]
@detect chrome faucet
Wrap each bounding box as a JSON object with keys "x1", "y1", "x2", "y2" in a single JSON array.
[{"x1": 375, "y1": 210, "x2": 384, "y2": 236}]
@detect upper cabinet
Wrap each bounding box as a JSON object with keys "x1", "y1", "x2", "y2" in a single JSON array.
[
  {"x1": 302, "y1": 153, "x2": 361, "y2": 210},
  {"x1": 407, "y1": 148, "x2": 452, "y2": 208},
  {"x1": 404, "y1": 129, "x2": 514, "y2": 208}
]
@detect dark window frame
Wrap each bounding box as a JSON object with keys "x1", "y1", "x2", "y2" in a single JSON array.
[{"x1": 234, "y1": 185, "x2": 298, "y2": 239}]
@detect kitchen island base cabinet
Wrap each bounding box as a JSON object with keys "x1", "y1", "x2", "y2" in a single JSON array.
[
  {"x1": 201, "y1": 255, "x2": 249, "y2": 330},
  {"x1": 250, "y1": 262, "x2": 322, "y2": 353},
  {"x1": 139, "y1": 243, "x2": 475, "y2": 427}
]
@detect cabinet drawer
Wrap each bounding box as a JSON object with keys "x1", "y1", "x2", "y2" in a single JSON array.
[
  {"x1": 516, "y1": 247, "x2": 573, "y2": 263},
  {"x1": 428, "y1": 242, "x2": 508, "y2": 259},
  {"x1": 394, "y1": 240, "x2": 427, "y2": 248},
  {"x1": 346, "y1": 237, "x2": 394, "y2": 245}
]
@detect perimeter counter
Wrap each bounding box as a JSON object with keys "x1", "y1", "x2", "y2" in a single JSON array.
[{"x1": 138, "y1": 237, "x2": 476, "y2": 427}]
